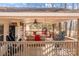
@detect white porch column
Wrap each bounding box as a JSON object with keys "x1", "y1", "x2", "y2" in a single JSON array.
[
  {"x1": 76, "y1": 19, "x2": 79, "y2": 55},
  {"x1": 77, "y1": 19, "x2": 79, "y2": 41},
  {"x1": 4, "y1": 20, "x2": 9, "y2": 41}
]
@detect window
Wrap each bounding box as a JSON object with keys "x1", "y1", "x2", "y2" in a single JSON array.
[
  {"x1": 53, "y1": 3, "x2": 62, "y2": 8},
  {"x1": 0, "y1": 25, "x2": 4, "y2": 41},
  {"x1": 66, "y1": 3, "x2": 74, "y2": 9},
  {"x1": 74, "y1": 3, "x2": 78, "y2": 9}
]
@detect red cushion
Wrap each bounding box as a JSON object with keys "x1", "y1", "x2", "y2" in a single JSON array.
[{"x1": 35, "y1": 35, "x2": 41, "y2": 41}]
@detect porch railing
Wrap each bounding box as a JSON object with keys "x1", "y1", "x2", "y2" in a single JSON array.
[{"x1": 0, "y1": 41, "x2": 79, "y2": 56}]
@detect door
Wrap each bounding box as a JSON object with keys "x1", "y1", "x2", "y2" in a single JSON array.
[
  {"x1": 8, "y1": 25, "x2": 15, "y2": 41},
  {"x1": 0, "y1": 25, "x2": 4, "y2": 41}
]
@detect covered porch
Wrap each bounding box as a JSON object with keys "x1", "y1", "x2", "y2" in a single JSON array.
[{"x1": 0, "y1": 12, "x2": 79, "y2": 56}]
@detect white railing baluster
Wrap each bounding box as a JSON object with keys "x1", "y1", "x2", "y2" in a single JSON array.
[
  {"x1": 20, "y1": 43, "x2": 21, "y2": 56},
  {"x1": 20, "y1": 42, "x2": 21, "y2": 56},
  {"x1": 11, "y1": 43, "x2": 12, "y2": 56},
  {"x1": 18, "y1": 42, "x2": 20, "y2": 56},
  {"x1": 26, "y1": 42, "x2": 27, "y2": 56},
  {"x1": 8, "y1": 42, "x2": 9, "y2": 56},
  {"x1": 13, "y1": 42, "x2": 14, "y2": 56},
  {"x1": 0, "y1": 41, "x2": 78, "y2": 56}
]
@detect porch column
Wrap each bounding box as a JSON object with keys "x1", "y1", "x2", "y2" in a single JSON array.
[
  {"x1": 52, "y1": 24, "x2": 56, "y2": 39},
  {"x1": 69, "y1": 21, "x2": 72, "y2": 37},
  {"x1": 64, "y1": 22, "x2": 67, "y2": 36},
  {"x1": 77, "y1": 19, "x2": 79, "y2": 55},
  {"x1": 77, "y1": 19, "x2": 79, "y2": 41},
  {"x1": 16, "y1": 20, "x2": 23, "y2": 41},
  {"x1": 4, "y1": 21, "x2": 9, "y2": 41},
  {"x1": 59, "y1": 22, "x2": 62, "y2": 33},
  {"x1": 15, "y1": 22, "x2": 20, "y2": 41}
]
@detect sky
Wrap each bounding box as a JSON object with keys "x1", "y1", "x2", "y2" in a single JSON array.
[{"x1": 0, "y1": 3, "x2": 78, "y2": 9}]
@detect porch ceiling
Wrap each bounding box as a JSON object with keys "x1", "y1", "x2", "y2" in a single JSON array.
[{"x1": 0, "y1": 16, "x2": 76, "y2": 24}]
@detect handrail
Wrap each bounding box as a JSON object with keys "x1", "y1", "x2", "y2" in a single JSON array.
[
  {"x1": 0, "y1": 41, "x2": 77, "y2": 43},
  {"x1": 65, "y1": 36, "x2": 77, "y2": 41}
]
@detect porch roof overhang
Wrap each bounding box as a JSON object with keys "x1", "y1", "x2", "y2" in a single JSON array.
[
  {"x1": 0, "y1": 12, "x2": 79, "y2": 19},
  {"x1": 0, "y1": 12, "x2": 78, "y2": 16},
  {"x1": 0, "y1": 12, "x2": 78, "y2": 24}
]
